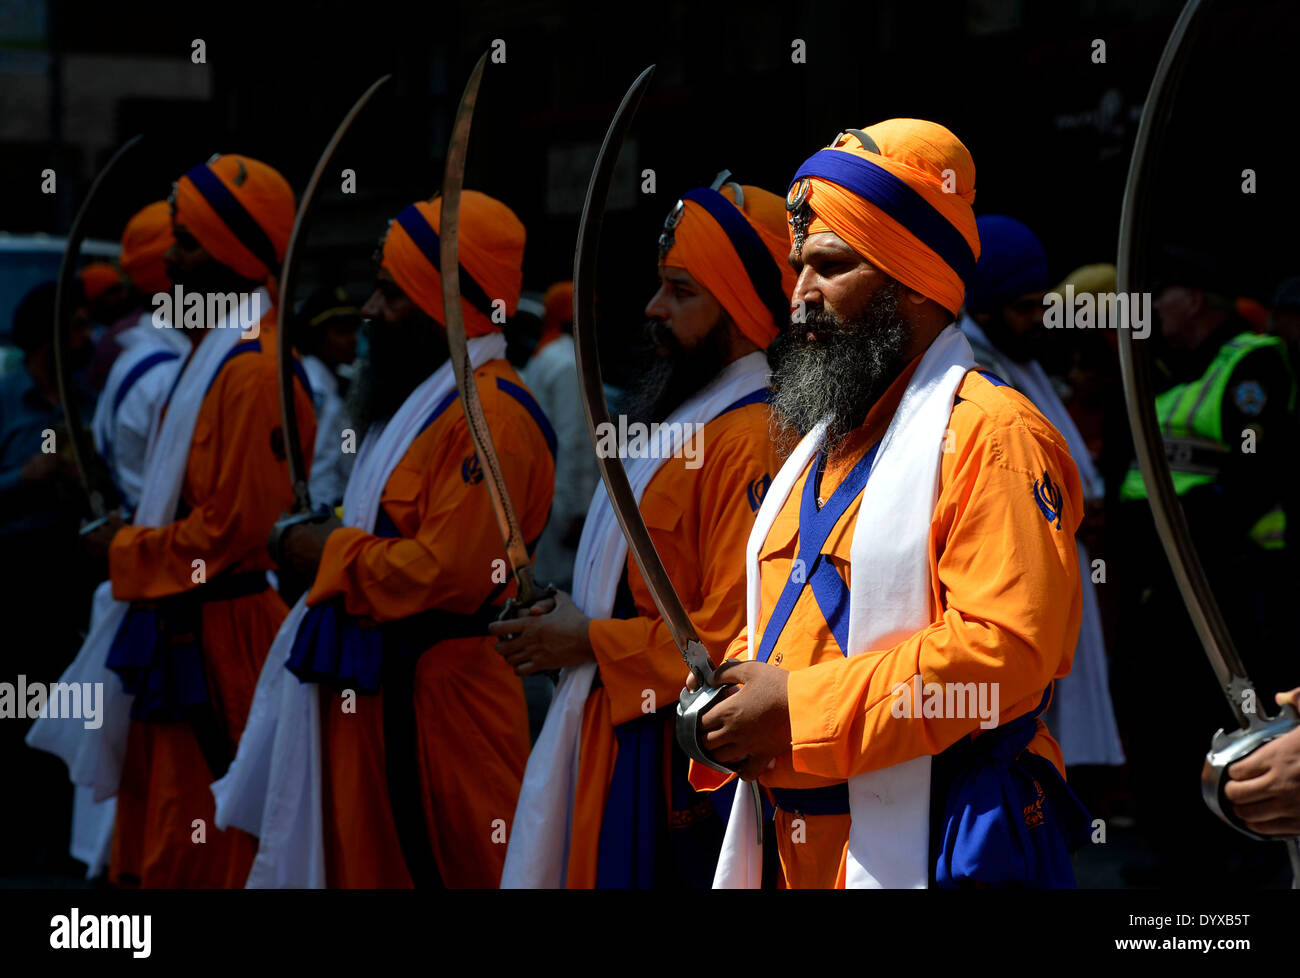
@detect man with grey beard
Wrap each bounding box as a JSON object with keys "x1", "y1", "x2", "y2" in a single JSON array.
[{"x1": 688, "y1": 121, "x2": 1092, "y2": 890}]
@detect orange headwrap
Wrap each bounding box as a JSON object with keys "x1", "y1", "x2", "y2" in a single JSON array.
[
  {"x1": 659, "y1": 181, "x2": 796, "y2": 350},
  {"x1": 536, "y1": 280, "x2": 573, "y2": 351},
  {"x1": 172, "y1": 154, "x2": 294, "y2": 286},
  {"x1": 788, "y1": 120, "x2": 979, "y2": 314},
  {"x1": 380, "y1": 191, "x2": 525, "y2": 337},
  {"x1": 120, "y1": 200, "x2": 174, "y2": 295},
  {"x1": 79, "y1": 262, "x2": 124, "y2": 303}
]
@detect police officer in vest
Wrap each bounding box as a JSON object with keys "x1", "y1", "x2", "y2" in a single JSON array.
[
  {"x1": 1120, "y1": 248, "x2": 1294, "y2": 533},
  {"x1": 1114, "y1": 247, "x2": 1297, "y2": 885}
]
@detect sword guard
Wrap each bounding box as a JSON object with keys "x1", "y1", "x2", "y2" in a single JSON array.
[
  {"x1": 496, "y1": 582, "x2": 559, "y2": 646},
  {"x1": 497, "y1": 583, "x2": 557, "y2": 622},
  {"x1": 1202, "y1": 701, "x2": 1300, "y2": 841},
  {"x1": 676, "y1": 681, "x2": 765, "y2": 846},
  {"x1": 267, "y1": 504, "x2": 334, "y2": 568}
]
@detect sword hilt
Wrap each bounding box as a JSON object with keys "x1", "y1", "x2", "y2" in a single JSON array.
[
  {"x1": 676, "y1": 680, "x2": 765, "y2": 846},
  {"x1": 497, "y1": 579, "x2": 557, "y2": 628},
  {"x1": 79, "y1": 503, "x2": 130, "y2": 537},
  {"x1": 1202, "y1": 700, "x2": 1300, "y2": 842},
  {"x1": 267, "y1": 504, "x2": 334, "y2": 568}
]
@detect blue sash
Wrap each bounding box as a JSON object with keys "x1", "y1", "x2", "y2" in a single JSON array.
[
  {"x1": 106, "y1": 570, "x2": 269, "y2": 777},
  {"x1": 933, "y1": 687, "x2": 1092, "y2": 888},
  {"x1": 593, "y1": 698, "x2": 741, "y2": 889},
  {"x1": 756, "y1": 441, "x2": 881, "y2": 661}
]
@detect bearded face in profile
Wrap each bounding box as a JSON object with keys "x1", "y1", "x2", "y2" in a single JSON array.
[
  {"x1": 768, "y1": 276, "x2": 911, "y2": 458},
  {"x1": 348, "y1": 309, "x2": 450, "y2": 440}
]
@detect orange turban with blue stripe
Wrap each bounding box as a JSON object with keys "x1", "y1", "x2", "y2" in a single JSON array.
[
  {"x1": 380, "y1": 191, "x2": 525, "y2": 337},
  {"x1": 120, "y1": 200, "x2": 174, "y2": 296},
  {"x1": 172, "y1": 154, "x2": 295, "y2": 287},
  {"x1": 788, "y1": 120, "x2": 979, "y2": 315},
  {"x1": 659, "y1": 179, "x2": 796, "y2": 350}
]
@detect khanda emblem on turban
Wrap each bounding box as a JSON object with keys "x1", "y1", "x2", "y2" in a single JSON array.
[
  {"x1": 786, "y1": 177, "x2": 812, "y2": 258},
  {"x1": 658, "y1": 197, "x2": 686, "y2": 266},
  {"x1": 1033, "y1": 469, "x2": 1064, "y2": 530}
]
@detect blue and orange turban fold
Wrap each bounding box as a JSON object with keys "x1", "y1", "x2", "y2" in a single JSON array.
[
  {"x1": 964, "y1": 215, "x2": 1049, "y2": 314},
  {"x1": 380, "y1": 191, "x2": 525, "y2": 338},
  {"x1": 659, "y1": 180, "x2": 797, "y2": 350},
  {"x1": 120, "y1": 200, "x2": 174, "y2": 296},
  {"x1": 172, "y1": 154, "x2": 295, "y2": 289},
  {"x1": 788, "y1": 120, "x2": 980, "y2": 315}
]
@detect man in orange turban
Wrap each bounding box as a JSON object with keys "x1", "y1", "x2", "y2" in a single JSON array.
[
  {"x1": 90, "y1": 201, "x2": 187, "y2": 508},
  {"x1": 494, "y1": 172, "x2": 790, "y2": 888},
  {"x1": 239, "y1": 190, "x2": 554, "y2": 888},
  {"x1": 79, "y1": 262, "x2": 131, "y2": 326},
  {"x1": 686, "y1": 123, "x2": 1090, "y2": 889},
  {"x1": 40, "y1": 154, "x2": 317, "y2": 888},
  {"x1": 86, "y1": 201, "x2": 178, "y2": 390},
  {"x1": 120, "y1": 199, "x2": 176, "y2": 298}
]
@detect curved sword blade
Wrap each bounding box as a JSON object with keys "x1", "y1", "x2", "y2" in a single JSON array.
[
  {"x1": 1114, "y1": 0, "x2": 1259, "y2": 727},
  {"x1": 575, "y1": 67, "x2": 763, "y2": 844},
  {"x1": 1120, "y1": 0, "x2": 1300, "y2": 873},
  {"x1": 572, "y1": 66, "x2": 713, "y2": 683},
  {"x1": 278, "y1": 73, "x2": 392, "y2": 513},
  {"x1": 54, "y1": 133, "x2": 143, "y2": 519},
  {"x1": 440, "y1": 52, "x2": 543, "y2": 605}
]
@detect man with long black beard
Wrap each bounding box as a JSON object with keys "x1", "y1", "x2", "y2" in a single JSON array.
[
  {"x1": 214, "y1": 191, "x2": 554, "y2": 888},
  {"x1": 688, "y1": 122, "x2": 1092, "y2": 889},
  {"x1": 494, "y1": 175, "x2": 792, "y2": 888}
]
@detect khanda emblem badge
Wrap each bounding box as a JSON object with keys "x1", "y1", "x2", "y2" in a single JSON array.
[
  {"x1": 746, "y1": 472, "x2": 772, "y2": 513},
  {"x1": 461, "y1": 454, "x2": 484, "y2": 485},
  {"x1": 1033, "y1": 469, "x2": 1064, "y2": 530},
  {"x1": 658, "y1": 197, "x2": 686, "y2": 266},
  {"x1": 786, "y1": 177, "x2": 812, "y2": 258}
]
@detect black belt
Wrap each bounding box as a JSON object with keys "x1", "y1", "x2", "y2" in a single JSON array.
[
  {"x1": 193, "y1": 570, "x2": 270, "y2": 602},
  {"x1": 769, "y1": 782, "x2": 851, "y2": 816}
]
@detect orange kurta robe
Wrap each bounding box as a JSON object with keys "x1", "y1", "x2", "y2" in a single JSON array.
[
  {"x1": 107, "y1": 315, "x2": 316, "y2": 888},
  {"x1": 691, "y1": 358, "x2": 1082, "y2": 888},
  {"x1": 564, "y1": 396, "x2": 782, "y2": 887},
  {"x1": 306, "y1": 359, "x2": 553, "y2": 889}
]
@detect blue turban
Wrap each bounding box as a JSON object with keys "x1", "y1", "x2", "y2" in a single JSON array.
[{"x1": 964, "y1": 215, "x2": 1048, "y2": 314}]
